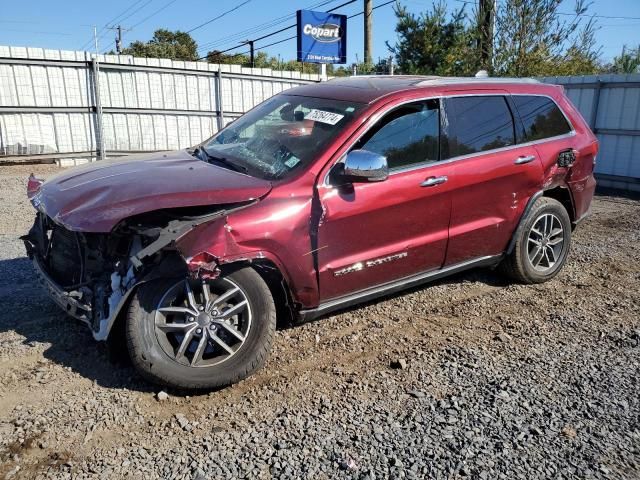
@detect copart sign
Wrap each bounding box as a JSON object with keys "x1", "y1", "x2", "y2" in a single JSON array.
[{"x1": 296, "y1": 9, "x2": 347, "y2": 64}]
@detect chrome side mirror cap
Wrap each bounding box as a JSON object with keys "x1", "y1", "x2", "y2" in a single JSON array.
[{"x1": 339, "y1": 149, "x2": 389, "y2": 184}]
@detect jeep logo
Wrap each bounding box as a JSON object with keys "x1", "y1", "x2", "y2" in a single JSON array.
[{"x1": 303, "y1": 23, "x2": 341, "y2": 43}]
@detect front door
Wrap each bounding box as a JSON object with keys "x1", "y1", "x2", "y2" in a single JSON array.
[{"x1": 316, "y1": 99, "x2": 453, "y2": 301}]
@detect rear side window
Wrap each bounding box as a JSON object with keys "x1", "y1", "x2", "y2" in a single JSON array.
[
  {"x1": 441, "y1": 96, "x2": 515, "y2": 159},
  {"x1": 355, "y1": 99, "x2": 440, "y2": 169},
  {"x1": 511, "y1": 95, "x2": 572, "y2": 141}
]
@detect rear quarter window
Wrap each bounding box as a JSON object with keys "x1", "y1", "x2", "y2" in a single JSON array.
[{"x1": 511, "y1": 95, "x2": 572, "y2": 141}]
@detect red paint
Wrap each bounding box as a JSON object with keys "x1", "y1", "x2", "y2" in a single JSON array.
[
  {"x1": 32, "y1": 150, "x2": 271, "y2": 232},
  {"x1": 30, "y1": 77, "x2": 598, "y2": 309}
]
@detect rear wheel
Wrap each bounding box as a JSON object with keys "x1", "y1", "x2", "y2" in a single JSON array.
[
  {"x1": 126, "y1": 267, "x2": 275, "y2": 389},
  {"x1": 500, "y1": 197, "x2": 572, "y2": 284}
]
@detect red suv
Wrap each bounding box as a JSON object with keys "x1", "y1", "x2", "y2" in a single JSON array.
[{"x1": 24, "y1": 76, "x2": 598, "y2": 389}]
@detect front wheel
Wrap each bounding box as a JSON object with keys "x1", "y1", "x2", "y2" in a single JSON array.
[
  {"x1": 499, "y1": 197, "x2": 572, "y2": 284},
  {"x1": 126, "y1": 267, "x2": 276, "y2": 389}
]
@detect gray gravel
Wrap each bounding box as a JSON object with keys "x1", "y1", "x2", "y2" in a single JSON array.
[{"x1": 0, "y1": 164, "x2": 639, "y2": 479}]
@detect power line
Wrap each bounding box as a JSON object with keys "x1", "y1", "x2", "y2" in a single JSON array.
[
  {"x1": 207, "y1": 0, "x2": 358, "y2": 57},
  {"x1": 0, "y1": 29, "x2": 73, "y2": 36},
  {"x1": 186, "y1": 0, "x2": 254, "y2": 34},
  {"x1": 114, "y1": 0, "x2": 156, "y2": 25},
  {"x1": 556, "y1": 12, "x2": 640, "y2": 21},
  {"x1": 208, "y1": 0, "x2": 396, "y2": 61},
  {"x1": 130, "y1": 0, "x2": 180, "y2": 29},
  {"x1": 101, "y1": 0, "x2": 180, "y2": 54},
  {"x1": 195, "y1": 0, "x2": 338, "y2": 54},
  {"x1": 455, "y1": 0, "x2": 640, "y2": 20},
  {"x1": 78, "y1": 0, "x2": 149, "y2": 50}
]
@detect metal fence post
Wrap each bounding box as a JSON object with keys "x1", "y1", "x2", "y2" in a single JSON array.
[
  {"x1": 91, "y1": 59, "x2": 105, "y2": 160},
  {"x1": 589, "y1": 80, "x2": 602, "y2": 132},
  {"x1": 215, "y1": 67, "x2": 224, "y2": 131}
]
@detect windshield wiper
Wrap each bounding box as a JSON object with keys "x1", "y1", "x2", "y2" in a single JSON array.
[{"x1": 199, "y1": 148, "x2": 248, "y2": 174}]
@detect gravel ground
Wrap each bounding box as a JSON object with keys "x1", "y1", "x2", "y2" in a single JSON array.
[{"x1": 0, "y1": 164, "x2": 638, "y2": 479}]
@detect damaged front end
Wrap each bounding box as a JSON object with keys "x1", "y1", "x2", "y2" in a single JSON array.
[{"x1": 23, "y1": 203, "x2": 252, "y2": 341}]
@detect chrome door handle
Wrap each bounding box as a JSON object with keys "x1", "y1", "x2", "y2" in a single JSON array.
[
  {"x1": 421, "y1": 175, "x2": 448, "y2": 187},
  {"x1": 514, "y1": 155, "x2": 536, "y2": 165}
]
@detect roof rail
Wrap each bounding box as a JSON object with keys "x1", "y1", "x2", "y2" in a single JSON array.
[{"x1": 416, "y1": 77, "x2": 540, "y2": 86}]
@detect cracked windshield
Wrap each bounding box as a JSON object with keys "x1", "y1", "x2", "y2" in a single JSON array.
[{"x1": 204, "y1": 95, "x2": 364, "y2": 179}]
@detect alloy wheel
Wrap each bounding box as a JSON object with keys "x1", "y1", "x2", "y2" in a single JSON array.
[
  {"x1": 527, "y1": 213, "x2": 565, "y2": 273},
  {"x1": 154, "y1": 278, "x2": 252, "y2": 367}
]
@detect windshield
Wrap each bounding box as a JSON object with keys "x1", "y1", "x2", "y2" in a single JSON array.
[{"x1": 203, "y1": 95, "x2": 365, "y2": 180}]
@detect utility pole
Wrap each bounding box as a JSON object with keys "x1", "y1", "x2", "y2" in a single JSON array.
[
  {"x1": 107, "y1": 25, "x2": 129, "y2": 55},
  {"x1": 115, "y1": 25, "x2": 123, "y2": 54},
  {"x1": 364, "y1": 0, "x2": 373, "y2": 65},
  {"x1": 388, "y1": 55, "x2": 394, "y2": 75},
  {"x1": 242, "y1": 40, "x2": 255, "y2": 68},
  {"x1": 478, "y1": 0, "x2": 495, "y2": 72}
]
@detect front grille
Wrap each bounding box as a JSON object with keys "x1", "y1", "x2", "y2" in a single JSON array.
[{"x1": 46, "y1": 224, "x2": 83, "y2": 288}]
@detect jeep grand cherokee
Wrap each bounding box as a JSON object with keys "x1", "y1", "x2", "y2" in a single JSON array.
[{"x1": 23, "y1": 76, "x2": 598, "y2": 389}]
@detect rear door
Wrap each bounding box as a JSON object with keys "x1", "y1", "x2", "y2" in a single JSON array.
[
  {"x1": 316, "y1": 99, "x2": 452, "y2": 300},
  {"x1": 441, "y1": 94, "x2": 544, "y2": 265}
]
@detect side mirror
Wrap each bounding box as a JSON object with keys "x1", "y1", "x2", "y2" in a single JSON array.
[{"x1": 334, "y1": 150, "x2": 389, "y2": 184}]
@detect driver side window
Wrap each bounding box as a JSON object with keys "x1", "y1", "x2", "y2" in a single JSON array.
[{"x1": 355, "y1": 99, "x2": 440, "y2": 170}]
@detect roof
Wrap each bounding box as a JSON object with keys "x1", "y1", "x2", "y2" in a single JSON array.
[{"x1": 286, "y1": 75, "x2": 545, "y2": 104}]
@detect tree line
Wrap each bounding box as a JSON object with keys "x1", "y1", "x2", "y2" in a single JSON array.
[{"x1": 116, "y1": 0, "x2": 640, "y2": 76}]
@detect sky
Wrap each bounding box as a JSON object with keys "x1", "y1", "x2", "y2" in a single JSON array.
[{"x1": 1, "y1": 0, "x2": 639, "y2": 65}]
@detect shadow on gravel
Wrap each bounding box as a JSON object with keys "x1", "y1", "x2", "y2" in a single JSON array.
[
  {"x1": 1, "y1": 254, "x2": 507, "y2": 394},
  {"x1": 0, "y1": 256, "x2": 155, "y2": 394},
  {"x1": 289, "y1": 266, "x2": 510, "y2": 329}
]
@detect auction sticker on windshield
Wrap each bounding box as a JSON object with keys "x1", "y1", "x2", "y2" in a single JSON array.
[{"x1": 305, "y1": 109, "x2": 344, "y2": 125}]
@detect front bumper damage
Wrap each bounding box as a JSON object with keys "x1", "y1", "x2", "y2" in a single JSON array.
[
  {"x1": 30, "y1": 254, "x2": 138, "y2": 340},
  {"x1": 23, "y1": 202, "x2": 255, "y2": 341}
]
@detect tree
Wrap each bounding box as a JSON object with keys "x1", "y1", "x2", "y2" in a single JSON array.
[
  {"x1": 122, "y1": 29, "x2": 198, "y2": 61},
  {"x1": 493, "y1": 0, "x2": 601, "y2": 76},
  {"x1": 389, "y1": 0, "x2": 603, "y2": 77},
  {"x1": 607, "y1": 46, "x2": 640, "y2": 74},
  {"x1": 387, "y1": 1, "x2": 480, "y2": 76}
]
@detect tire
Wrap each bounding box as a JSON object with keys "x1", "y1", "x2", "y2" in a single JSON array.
[
  {"x1": 126, "y1": 267, "x2": 276, "y2": 389},
  {"x1": 499, "y1": 197, "x2": 572, "y2": 284}
]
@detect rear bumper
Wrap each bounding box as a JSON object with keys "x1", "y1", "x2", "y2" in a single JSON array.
[
  {"x1": 31, "y1": 254, "x2": 92, "y2": 326},
  {"x1": 569, "y1": 174, "x2": 596, "y2": 224}
]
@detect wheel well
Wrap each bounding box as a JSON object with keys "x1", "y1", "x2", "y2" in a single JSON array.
[
  {"x1": 543, "y1": 187, "x2": 575, "y2": 223},
  {"x1": 221, "y1": 259, "x2": 296, "y2": 328}
]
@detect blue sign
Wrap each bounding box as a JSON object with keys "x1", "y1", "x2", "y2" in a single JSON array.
[{"x1": 296, "y1": 10, "x2": 347, "y2": 64}]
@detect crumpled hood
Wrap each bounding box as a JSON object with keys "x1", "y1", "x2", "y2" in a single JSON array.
[{"x1": 32, "y1": 150, "x2": 272, "y2": 232}]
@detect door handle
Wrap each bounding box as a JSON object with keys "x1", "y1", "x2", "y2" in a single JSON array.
[
  {"x1": 514, "y1": 155, "x2": 536, "y2": 165},
  {"x1": 421, "y1": 175, "x2": 448, "y2": 187}
]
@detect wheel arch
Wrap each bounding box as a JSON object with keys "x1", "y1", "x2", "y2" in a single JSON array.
[
  {"x1": 543, "y1": 185, "x2": 576, "y2": 225},
  {"x1": 219, "y1": 258, "x2": 297, "y2": 328}
]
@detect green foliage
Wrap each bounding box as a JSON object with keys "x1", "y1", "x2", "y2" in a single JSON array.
[
  {"x1": 389, "y1": 0, "x2": 603, "y2": 77},
  {"x1": 206, "y1": 49, "x2": 322, "y2": 74},
  {"x1": 607, "y1": 46, "x2": 640, "y2": 74},
  {"x1": 493, "y1": 0, "x2": 602, "y2": 76},
  {"x1": 121, "y1": 29, "x2": 198, "y2": 61},
  {"x1": 387, "y1": 1, "x2": 480, "y2": 76}
]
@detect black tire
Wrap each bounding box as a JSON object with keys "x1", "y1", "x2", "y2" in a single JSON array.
[
  {"x1": 126, "y1": 267, "x2": 276, "y2": 390},
  {"x1": 499, "y1": 197, "x2": 572, "y2": 284}
]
